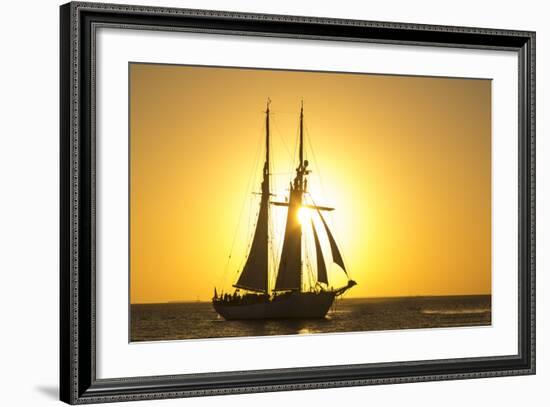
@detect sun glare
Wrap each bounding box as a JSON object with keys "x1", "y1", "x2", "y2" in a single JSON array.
[{"x1": 297, "y1": 206, "x2": 311, "y2": 225}]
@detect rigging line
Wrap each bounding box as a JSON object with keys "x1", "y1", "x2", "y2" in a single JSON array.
[
  {"x1": 240, "y1": 206, "x2": 261, "y2": 273},
  {"x1": 267, "y1": 211, "x2": 274, "y2": 292},
  {"x1": 289, "y1": 105, "x2": 302, "y2": 173},
  {"x1": 269, "y1": 113, "x2": 290, "y2": 203},
  {"x1": 241, "y1": 174, "x2": 263, "y2": 275},
  {"x1": 271, "y1": 114, "x2": 293, "y2": 162},
  {"x1": 267, "y1": 108, "x2": 276, "y2": 289},
  {"x1": 268, "y1": 206, "x2": 281, "y2": 293},
  {"x1": 268, "y1": 119, "x2": 283, "y2": 224},
  {"x1": 244, "y1": 118, "x2": 267, "y2": 239},
  {"x1": 279, "y1": 118, "x2": 300, "y2": 185},
  {"x1": 265, "y1": 110, "x2": 302, "y2": 115},
  {"x1": 304, "y1": 122, "x2": 329, "y2": 202},
  {"x1": 268, "y1": 111, "x2": 279, "y2": 271},
  {"x1": 302, "y1": 227, "x2": 316, "y2": 291},
  {"x1": 269, "y1": 116, "x2": 285, "y2": 264},
  {"x1": 220, "y1": 114, "x2": 265, "y2": 288},
  {"x1": 288, "y1": 119, "x2": 300, "y2": 179}
]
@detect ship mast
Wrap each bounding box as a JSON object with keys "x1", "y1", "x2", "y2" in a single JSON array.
[
  {"x1": 295, "y1": 101, "x2": 307, "y2": 290},
  {"x1": 264, "y1": 99, "x2": 271, "y2": 294},
  {"x1": 272, "y1": 101, "x2": 352, "y2": 293},
  {"x1": 296, "y1": 100, "x2": 307, "y2": 191},
  {"x1": 233, "y1": 98, "x2": 271, "y2": 294},
  {"x1": 299, "y1": 101, "x2": 304, "y2": 173},
  {"x1": 265, "y1": 99, "x2": 270, "y2": 200},
  {"x1": 273, "y1": 101, "x2": 310, "y2": 292}
]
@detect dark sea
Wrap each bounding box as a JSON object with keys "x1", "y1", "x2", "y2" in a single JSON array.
[{"x1": 130, "y1": 295, "x2": 491, "y2": 342}]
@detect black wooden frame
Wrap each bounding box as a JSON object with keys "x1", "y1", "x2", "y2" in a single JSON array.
[{"x1": 60, "y1": 1, "x2": 536, "y2": 404}]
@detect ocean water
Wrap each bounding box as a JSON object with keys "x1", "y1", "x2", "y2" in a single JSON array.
[{"x1": 130, "y1": 295, "x2": 491, "y2": 342}]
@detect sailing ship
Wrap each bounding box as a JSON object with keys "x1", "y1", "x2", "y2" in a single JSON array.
[{"x1": 212, "y1": 100, "x2": 356, "y2": 320}]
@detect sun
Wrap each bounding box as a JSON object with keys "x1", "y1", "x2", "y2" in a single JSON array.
[{"x1": 297, "y1": 206, "x2": 311, "y2": 225}]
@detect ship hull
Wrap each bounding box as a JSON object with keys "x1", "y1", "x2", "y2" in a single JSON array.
[{"x1": 213, "y1": 291, "x2": 336, "y2": 320}]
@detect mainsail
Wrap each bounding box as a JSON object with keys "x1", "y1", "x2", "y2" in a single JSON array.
[
  {"x1": 274, "y1": 102, "x2": 308, "y2": 291},
  {"x1": 234, "y1": 101, "x2": 271, "y2": 293},
  {"x1": 274, "y1": 185, "x2": 303, "y2": 290}
]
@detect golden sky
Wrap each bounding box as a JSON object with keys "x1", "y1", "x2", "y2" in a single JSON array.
[{"x1": 130, "y1": 63, "x2": 491, "y2": 304}]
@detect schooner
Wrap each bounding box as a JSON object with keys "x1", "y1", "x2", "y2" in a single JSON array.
[{"x1": 212, "y1": 100, "x2": 356, "y2": 320}]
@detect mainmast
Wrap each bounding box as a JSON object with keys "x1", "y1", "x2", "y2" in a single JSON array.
[
  {"x1": 274, "y1": 101, "x2": 310, "y2": 292},
  {"x1": 264, "y1": 98, "x2": 270, "y2": 191},
  {"x1": 264, "y1": 98, "x2": 271, "y2": 294},
  {"x1": 273, "y1": 101, "x2": 352, "y2": 292},
  {"x1": 299, "y1": 101, "x2": 304, "y2": 169},
  {"x1": 296, "y1": 101, "x2": 307, "y2": 290},
  {"x1": 295, "y1": 100, "x2": 308, "y2": 192}
]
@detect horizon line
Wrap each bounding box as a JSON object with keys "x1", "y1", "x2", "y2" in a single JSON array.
[{"x1": 131, "y1": 292, "x2": 492, "y2": 306}]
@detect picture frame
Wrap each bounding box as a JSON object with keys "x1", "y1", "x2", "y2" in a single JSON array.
[{"x1": 60, "y1": 1, "x2": 536, "y2": 404}]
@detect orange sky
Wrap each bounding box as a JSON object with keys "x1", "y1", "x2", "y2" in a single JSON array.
[{"x1": 129, "y1": 63, "x2": 491, "y2": 304}]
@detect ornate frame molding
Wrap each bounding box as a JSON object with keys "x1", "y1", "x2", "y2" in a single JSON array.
[{"x1": 60, "y1": 2, "x2": 535, "y2": 404}]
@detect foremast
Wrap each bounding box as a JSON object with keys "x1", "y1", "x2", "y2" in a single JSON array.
[{"x1": 233, "y1": 99, "x2": 272, "y2": 294}]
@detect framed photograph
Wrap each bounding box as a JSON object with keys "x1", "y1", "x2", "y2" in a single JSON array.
[{"x1": 60, "y1": 1, "x2": 536, "y2": 404}]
